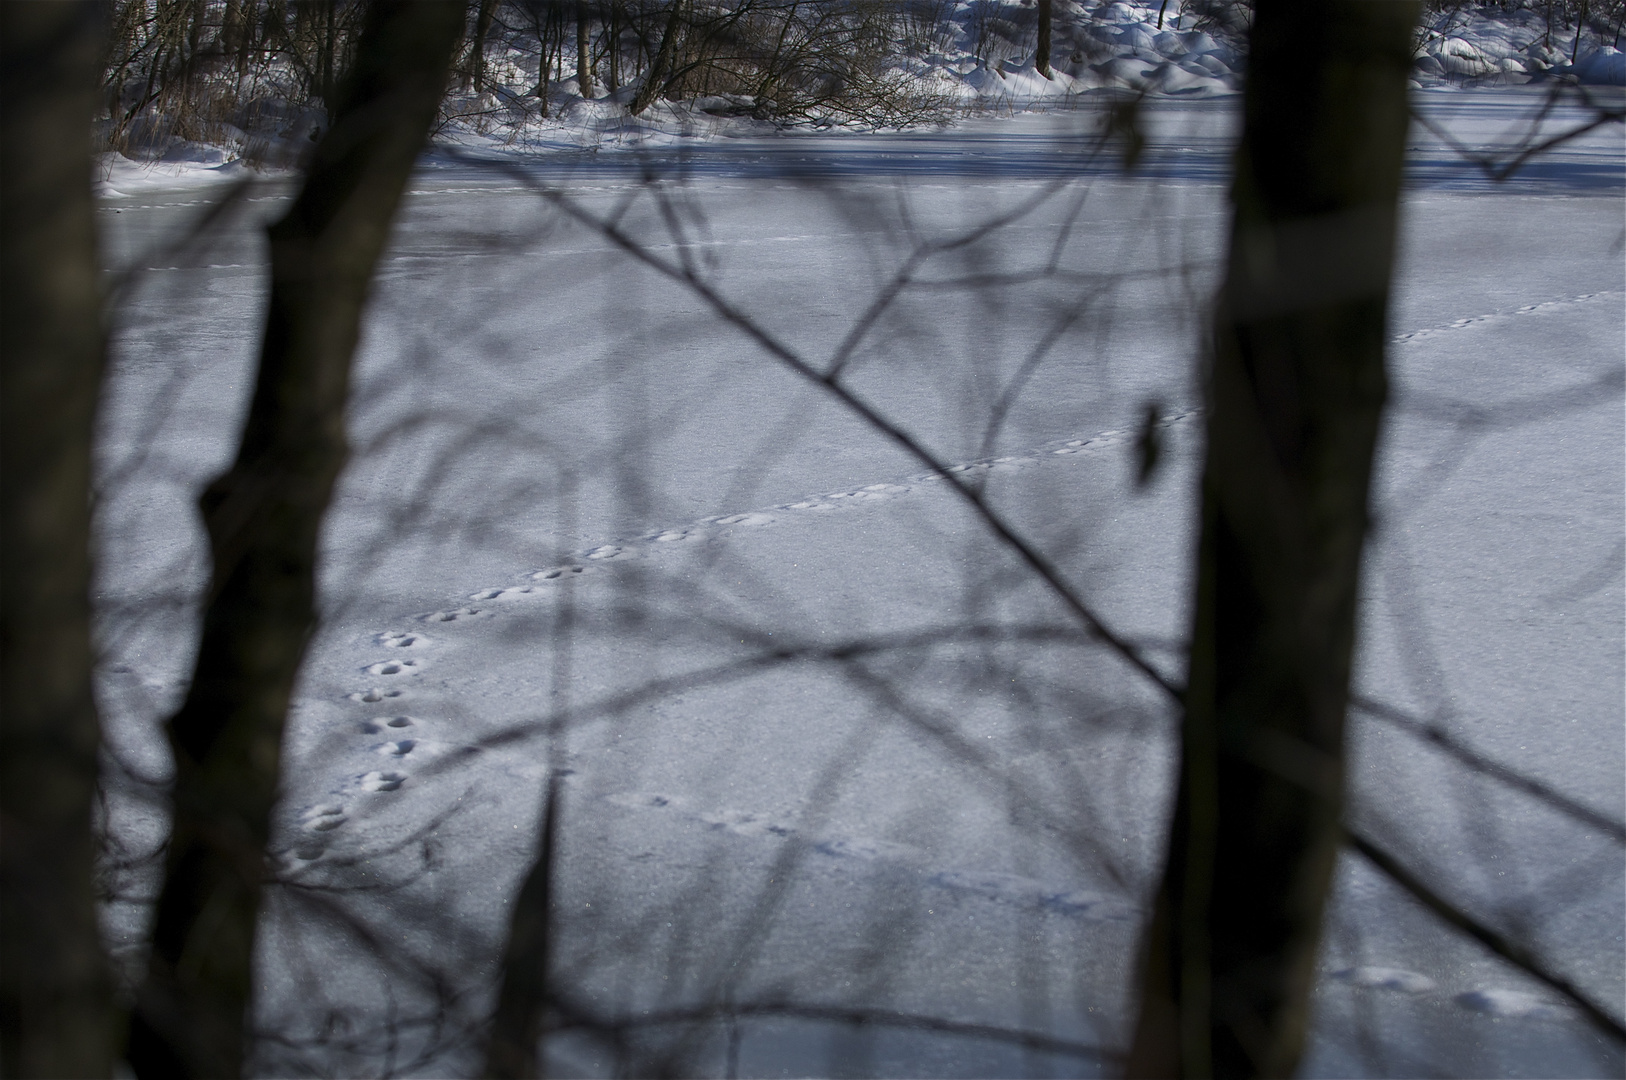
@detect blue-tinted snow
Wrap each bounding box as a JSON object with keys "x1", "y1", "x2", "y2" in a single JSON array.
[{"x1": 92, "y1": 87, "x2": 1623, "y2": 1078}]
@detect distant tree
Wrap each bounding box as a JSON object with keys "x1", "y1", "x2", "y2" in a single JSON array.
[
  {"x1": 1127, "y1": 2, "x2": 1420, "y2": 1076},
  {"x1": 577, "y1": 1, "x2": 596, "y2": 97},
  {"x1": 0, "y1": 3, "x2": 120, "y2": 1076},
  {"x1": 1037, "y1": 0, "x2": 1053, "y2": 77}
]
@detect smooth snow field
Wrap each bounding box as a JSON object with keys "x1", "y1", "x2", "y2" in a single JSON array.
[{"x1": 93, "y1": 88, "x2": 1624, "y2": 1078}]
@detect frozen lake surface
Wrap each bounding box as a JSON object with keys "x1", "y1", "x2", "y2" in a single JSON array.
[{"x1": 93, "y1": 88, "x2": 1624, "y2": 1077}]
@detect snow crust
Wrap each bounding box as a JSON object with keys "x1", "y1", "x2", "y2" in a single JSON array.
[{"x1": 88, "y1": 68, "x2": 1624, "y2": 1080}]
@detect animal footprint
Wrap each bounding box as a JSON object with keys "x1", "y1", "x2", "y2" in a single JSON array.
[
  {"x1": 532, "y1": 566, "x2": 587, "y2": 581},
  {"x1": 1454, "y1": 989, "x2": 1570, "y2": 1020},
  {"x1": 365, "y1": 659, "x2": 418, "y2": 677},
  {"x1": 378, "y1": 631, "x2": 429, "y2": 648},
  {"x1": 300, "y1": 803, "x2": 347, "y2": 833},
  {"x1": 698, "y1": 809, "x2": 798, "y2": 839},
  {"x1": 650, "y1": 530, "x2": 691, "y2": 542},
  {"x1": 1331, "y1": 967, "x2": 1435, "y2": 993},
  {"x1": 361, "y1": 771, "x2": 406, "y2": 792},
  {"x1": 422, "y1": 607, "x2": 482, "y2": 623},
  {"x1": 585, "y1": 545, "x2": 623, "y2": 560},
  {"x1": 349, "y1": 688, "x2": 403, "y2": 704},
  {"x1": 376, "y1": 740, "x2": 416, "y2": 757},
  {"x1": 713, "y1": 513, "x2": 774, "y2": 527},
  {"x1": 471, "y1": 588, "x2": 509, "y2": 600},
  {"x1": 606, "y1": 790, "x2": 682, "y2": 811},
  {"x1": 360, "y1": 714, "x2": 416, "y2": 735}
]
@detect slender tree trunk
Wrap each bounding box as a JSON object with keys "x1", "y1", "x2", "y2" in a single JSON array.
[
  {"x1": 606, "y1": 1, "x2": 621, "y2": 94},
  {"x1": 472, "y1": 0, "x2": 500, "y2": 92},
  {"x1": 1571, "y1": 0, "x2": 1590, "y2": 64},
  {"x1": 1037, "y1": 0, "x2": 1053, "y2": 78},
  {"x1": 630, "y1": 0, "x2": 684, "y2": 114},
  {"x1": 320, "y1": 0, "x2": 337, "y2": 116},
  {"x1": 125, "y1": 4, "x2": 462, "y2": 1077},
  {"x1": 1127, "y1": 3, "x2": 1418, "y2": 1077},
  {"x1": 0, "y1": 4, "x2": 120, "y2": 1076},
  {"x1": 576, "y1": 1, "x2": 594, "y2": 97}
]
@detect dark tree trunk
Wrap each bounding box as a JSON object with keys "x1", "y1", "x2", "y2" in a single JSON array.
[
  {"x1": 1127, "y1": 3, "x2": 1418, "y2": 1077},
  {"x1": 1572, "y1": 0, "x2": 1590, "y2": 64},
  {"x1": 1037, "y1": 0, "x2": 1053, "y2": 78},
  {"x1": 125, "y1": 4, "x2": 463, "y2": 1077},
  {"x1": 0, "y1": 3, "x2": 120, "y2": 1076},
  {"x1": 472, "y1": 0, "x2": 500, "y2": 92},
  {"x1": 630, "y1": 0, "x2": 684, "y2": 114},
  {"x1": 606, "y1": 1, "x2": 621, "y2": 94}
]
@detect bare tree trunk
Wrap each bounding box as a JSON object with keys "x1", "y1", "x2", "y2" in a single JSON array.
[
  {"x1": 0, "y1": 4, "x2": 120, "y2": 1076},
  {"x1": 1037, "y1": 0, "x2": 1053, "y2": 78},
  {"x1": 125, "y1": 4, "x2": 462, "y2": 1077},
  {"x1": 606, "y1": 0, "x2": 621, "y2": 94},
  {"x1": 472, "y1": 0, "x2": 499, "y2": 92},
  {"x1": 1127, "y1": 3, "x2": 1419, "y2": 1077},
  {"x1": 576, "y1": 1, "x2": 594, "y2": 98},
  {"x1": 1572, "y1": 0, "x2": 1591, "y2": 64},
  {"x1": 630, "y1": 0, "x2": 684, "y2": 114}
]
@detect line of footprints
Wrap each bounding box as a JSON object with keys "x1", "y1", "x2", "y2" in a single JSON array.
[
  {"x1": 293, "y1": 627, "x2": 451, "y2": 860},
  {"x1": 290, "y1": 418, "x2": 1201, "y2": 861}
]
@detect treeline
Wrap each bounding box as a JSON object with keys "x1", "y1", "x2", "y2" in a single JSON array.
[
  {"x1": 98, "y1": 0, "x2": 1625, "y2": 154},
  {"x1": 101, "y1": 0, "x2": 962, "y2": 152}
]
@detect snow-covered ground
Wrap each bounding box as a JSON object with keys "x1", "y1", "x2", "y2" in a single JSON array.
[{"x1": 92, "y1": 83, "x2": 1623, "y2": 1077}]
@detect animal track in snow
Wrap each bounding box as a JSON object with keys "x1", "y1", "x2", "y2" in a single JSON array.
[
  {"x1": 605, "y1": 789, "x2": 1137, "y2": 920},
  {"x1": 361, "y1": 770, "x2": 406, "y2": 792},
  {"x1": 1454, "y1": 988, "x2": 1574, "y2": 1021},
  {"x1": 359, "y1": 715, "x2": 416, "y2": 735},
  {"x1": 348, "y1": 687, "x2": 403, "y2": 704},
  {"x1": 436, "y1": 412, "x2": 1209, "y2": 613},
  {"x1": 301, "y1": 803, "x2": 347, "y2": 833},
  {"x1": 365, "y1": 659, "x2": 419, "y2": 677},
  {"x1": 927, "y1": 869, "x2": 1136, "y2": 919},
  {"x1": 378, "y1": 630, "x2": 430, "y2": 648},
  {"x1": 375, "y1": 740, "x2": 416, "y2": 757},
  {"x1": 1390, "y1": 289, "x2": 1623, "y2": 345},
  {"x1": 532, "y1": 565, "x2": 588, "y2": 581},
  {"x1": 1330, "y1": 966, "x2": 1436, "y2": 993},
  {"x1": 421, "y1": 606, "x2": 486, "y2": 623}
]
